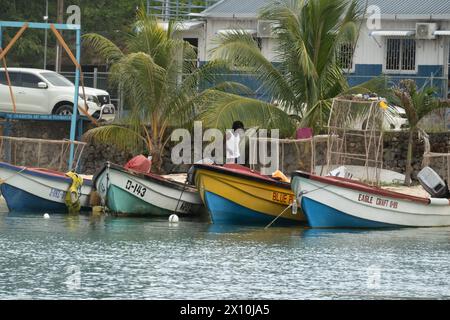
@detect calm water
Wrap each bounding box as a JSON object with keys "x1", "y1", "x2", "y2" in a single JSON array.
[{"x1": 0, "y1": 210, "x2": 450, "y2": 300}]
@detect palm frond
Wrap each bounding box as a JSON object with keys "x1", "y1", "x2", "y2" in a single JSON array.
[
  {"x1": 83, "y1": 124, "x2": 147, "y2": 153},
  {"x1": 82, "y1": 33, "x2": 124, "y2": 65},
  {"x1": 109, "y1": 52, "x2": 166, "y2": 116},
  {"x1": 198, "y1": 90, "x2": 296, "y2": 137},
  {"x1": 390, "y1": 79, "x2": 448, "y2": 128},
  {"x1": 240, "y1": 0, "x2": 363, "y2": 128},
  {"x1": 344, "y1": 76, "x2": 389, "y2": 96},
  {"x1": 211, "y1": 30, "x2": 297, "y2": 104}
]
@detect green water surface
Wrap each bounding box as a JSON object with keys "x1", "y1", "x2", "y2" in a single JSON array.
[{"x1": 0, "y1": 210, "x2": 449, "y2": 299}]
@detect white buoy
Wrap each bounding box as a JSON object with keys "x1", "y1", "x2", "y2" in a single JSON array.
[
  {"x1": 43, "y1": 213, "x2": 50, "y2": 219},
  {"x1": 292, "y1": 199, "x2": 298, "y2": 215},
  {"x1": 169, "y1": 214, "x2": 179, "y2": 223}
]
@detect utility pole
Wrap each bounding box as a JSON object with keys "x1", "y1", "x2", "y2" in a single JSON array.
[
  {"x1": 164, "y1": 0, "x2": 170, "y2": 21},
  {"x1": 55, "y1": 0, "x2": 64, "y2": 72},
  {"x1": 43, "y1": 0, "x2": 49, "y2": 69}
]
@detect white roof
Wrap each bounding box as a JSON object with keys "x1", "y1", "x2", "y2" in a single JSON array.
[
  {"x1": 200, "y1": 0, "x2": 450, "y2": 20},
  {"x1": 200, "y1": 0, "x2": 271, "y2": 18}
]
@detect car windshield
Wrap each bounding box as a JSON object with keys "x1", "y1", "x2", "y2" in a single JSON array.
[{"x1": 40, "y1": 72, "x2": 74, "y2": 87}]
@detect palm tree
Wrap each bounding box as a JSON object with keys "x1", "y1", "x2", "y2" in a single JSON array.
[
  {"x1": 203, "y1": 0, "x2": 367, "y2": 132},
  {"x1": 390, "y1": 80, "x2": 449, "y2": 186},
  {"x1": 82, "y1": 9, "x2": 248, "y2": 172}
]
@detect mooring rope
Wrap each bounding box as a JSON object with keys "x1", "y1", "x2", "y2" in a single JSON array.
[
  {"x1": 0, "y1": 166, "x2": 28, "y2": 185},
  {"x1": 172, "y1": 179, "x2": 189, "y2": 215},
  {"x1": 264, "y1": 203, "x2": 293, "y2": 230},
  {"x1": 264, "y1": 182, "x2": 331, "y2": 230}
]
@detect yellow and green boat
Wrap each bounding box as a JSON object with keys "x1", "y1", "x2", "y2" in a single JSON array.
[{"x1": 193, "y1": 164, "x2": 306, "y2": 226}]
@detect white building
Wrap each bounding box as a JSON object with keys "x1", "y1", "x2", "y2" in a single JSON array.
[{"x1": 173, "y1": 0, "x2": 450, "y2": 98}]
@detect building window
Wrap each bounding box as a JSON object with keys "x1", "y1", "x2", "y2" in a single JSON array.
[
  {"x1": 386, "y1": 38, "x2": 416, "y2": 71},
  {"x1": 338, "y1": 43, "x2": 354, "y2": 71}
]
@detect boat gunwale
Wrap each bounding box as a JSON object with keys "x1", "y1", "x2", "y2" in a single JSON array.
[
  {"x1": 193, "y1": 164, "x2": 291, "y2": 190},
  {"x1": 93, "y1": 162, "x2": 197, "y2": 193},
  {"x1": 291, "y1": 171, "x2": 435, "y2": 205},
  {"x1": 0, "y1": 161, "x2": 93, "y2": 186}
]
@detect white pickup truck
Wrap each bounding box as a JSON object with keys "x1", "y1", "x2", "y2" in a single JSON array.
[{"x1": 0, "y1": 68, "x2": 115, "y2": 122}]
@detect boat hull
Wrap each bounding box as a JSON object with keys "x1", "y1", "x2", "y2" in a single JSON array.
[
  {"x1": 94, "y1": 163, "x2": 203, "y2": 216},
  {"x1": 0, "y1": 162, "x2": 92, "y2": 213},
  {"x1": 204, "y1": 191, "x2": 300, "y2": 225},
  {"x1": 300, "y1": 197, "x2": 399, "y2": 228},
  {"x1": 194, "y1": 164, "x2": 305, "y2": 226},
  {"x1": 291, "y1": 172, "x2": 450, "y2": 228}
]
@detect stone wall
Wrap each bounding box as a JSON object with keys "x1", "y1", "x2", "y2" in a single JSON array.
[
  {"x1": 383, "y1": 131, "x2": 450, "y2": 181},
  {"x1": 80, "y1": 143, "x2": 133, "y2": 175},
  {"x1": 0, "y1": 120, "x2": 132, "y2": 174},
  {"x1": 2, "y1": 119, "x2": 450, "y2": 180},
  {"x1": 279, "y1": 131, "x2": 450, "y2": 181}
]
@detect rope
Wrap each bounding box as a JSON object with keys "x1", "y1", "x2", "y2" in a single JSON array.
[
  {"x1": 172, "y1": 179, "x2": 189, "y2": 215},
  {"x1": 297, "y1": 184, "x2": 330, "y2": 197},
  {"x1": 0, "y1": 166, "x2": 28, "y2": 185},
  {"x1": 264, "y1": 178, "x2": 333, "y2": 229},
  {"x1": 264, "y1": 203, "x2": 293, "y2": 229},
  {"x1": 101, "y1": 164, "x2": 110, "y2": 210}
]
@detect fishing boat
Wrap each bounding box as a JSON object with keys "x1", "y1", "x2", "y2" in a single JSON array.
[
  {"x1": 94, "y1": 162, "x2": 203, "y2": 216},
  {"x1": 0, "y1": 161, "x2": 92, "y2": 212},
  {"x1": 291, "y1": 170, "x2": 450, "y2": 228},
  {"x1": 192, "y1": 163, "x2": 305, "y2": 225}
]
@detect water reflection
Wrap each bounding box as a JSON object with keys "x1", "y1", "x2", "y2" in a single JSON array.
[
  {"x1": 207, "y1": 223, "x2": 252, "y2": 234},
  {"x1": 64, "y1": 214, "x2": 81, "y2": 232},
  {"x1": 0, "y1": 211, "x2": 449, "y2": 299}
]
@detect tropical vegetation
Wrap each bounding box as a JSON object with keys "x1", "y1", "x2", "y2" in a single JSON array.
[
  {"x1": 0, "y1": 1, "x2": 218, "y2": 67},
  {"x1": 81, "y1": 9, "x2": 252, "y2": 172},
  {"x1": 389, "y1": 80, "x2": 449, "y2": 186},
  {"x1": 82, "y1": 0, "x2": 387, "y2": 173},
  {"x1": 204, "y1": 0, "x2": 371, "y2": 131}
]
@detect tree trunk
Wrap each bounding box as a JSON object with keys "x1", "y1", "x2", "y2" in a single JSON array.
[
  {"x1": 150, "y1": 148, "x2": 163, "y2": 174},
  {"x1": 404, "y1": 129, "x2": 415, "y2": 186}
]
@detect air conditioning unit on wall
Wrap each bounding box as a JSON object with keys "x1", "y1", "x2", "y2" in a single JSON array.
[
  {"x1": 416, "y1": 23, "x2": 437, "y2": 40},
  {"x1": 257, "y1": 20, "x2": 276, "y2": 38}
]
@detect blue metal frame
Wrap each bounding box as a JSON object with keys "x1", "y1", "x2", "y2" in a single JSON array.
[
  {"x1": 0, "y1": 20, "x2": 82, "y2": 170},
  {"x1": 0, "y1": 112, "x2": 73, "y2": 121},
  {"x1": 0, "y1": 112, "x2": 89, "y2": 138}
]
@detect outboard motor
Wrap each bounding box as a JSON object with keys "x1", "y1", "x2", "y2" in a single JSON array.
[
  {"x1": 327, "y1": 166, "x2": 353, "y2": 180},
  {"x1": 417, "y1": 166, "x2": 450, "y2": 198}
]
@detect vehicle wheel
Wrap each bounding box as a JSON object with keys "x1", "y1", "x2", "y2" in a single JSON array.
[{"x1": 54, "y1": 105, "x2": 74, "y2": 115}]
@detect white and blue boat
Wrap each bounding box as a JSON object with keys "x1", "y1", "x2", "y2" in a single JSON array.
[
  {"x1": 0, "y1": 161, "x2": 92, "y2": 212},
  {"x1": 291, "y1": 171, "x2": 450, "y2": 228}
]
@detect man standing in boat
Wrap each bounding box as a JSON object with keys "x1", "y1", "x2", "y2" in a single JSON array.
[{"x1": 226, "y1": 121, "x2": 245, "y2": 164}]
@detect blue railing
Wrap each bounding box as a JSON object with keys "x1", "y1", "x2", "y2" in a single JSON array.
[{"x1": 345, "y1": 74, "x2": 449, "y2": 98}]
